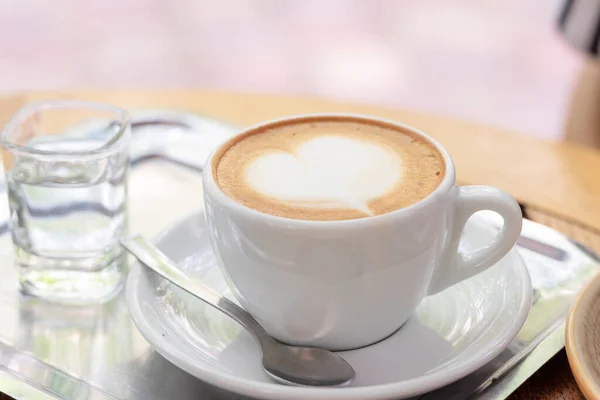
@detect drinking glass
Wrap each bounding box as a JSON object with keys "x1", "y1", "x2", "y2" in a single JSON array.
[{"x1": 0, "y1": 101, "x2": 131, "y2": 303}]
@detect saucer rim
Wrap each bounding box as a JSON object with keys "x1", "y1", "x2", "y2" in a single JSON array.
[
  {"x1": 126, "y1": 212, "x2": 533, "y2": 400},
  {"x1": 566, "y1": 271, "x2": 600, "y2": 400}
]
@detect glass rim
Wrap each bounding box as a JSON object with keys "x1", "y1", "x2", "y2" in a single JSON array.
[{"x1": 0, "y1": 100, "x2": 131, "y2": 157}]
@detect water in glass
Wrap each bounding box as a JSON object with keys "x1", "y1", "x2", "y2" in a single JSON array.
[{"x1": 1, "y1": 101, "x2": 130, "y2": 303}]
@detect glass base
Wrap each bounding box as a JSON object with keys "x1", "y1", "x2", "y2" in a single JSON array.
[{"x1": 18, "y1": 252, "x2": 127, "y2": 305}]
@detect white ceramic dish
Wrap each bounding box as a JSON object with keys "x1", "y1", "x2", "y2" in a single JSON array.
[{"x1": 126, "y1": 212, "x2": 532, "y2": 400}]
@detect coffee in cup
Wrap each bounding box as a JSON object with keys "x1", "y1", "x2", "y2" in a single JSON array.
[{"x1": 213, "y1": 116, "x2": 445, "y2": 221}]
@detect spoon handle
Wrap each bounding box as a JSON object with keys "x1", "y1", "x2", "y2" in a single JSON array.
[{"x1": 121, "y1": 235, "x2": 274, "y2": 347}]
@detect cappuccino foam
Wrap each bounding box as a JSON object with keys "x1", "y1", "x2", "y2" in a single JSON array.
[{"x1": 213, "y1": 117, "x2": 445, "y2": 221}]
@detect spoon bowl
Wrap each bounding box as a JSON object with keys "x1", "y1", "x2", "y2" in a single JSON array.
[{"x1": 262, "y1": 344, "x2": 355, "y2": 387}]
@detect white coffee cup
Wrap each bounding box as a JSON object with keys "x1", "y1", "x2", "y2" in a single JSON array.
[{"x1": 202, "y1": 113, "x2": 522, "y2": 350}]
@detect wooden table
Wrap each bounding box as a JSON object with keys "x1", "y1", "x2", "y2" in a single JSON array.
[{"x1": 1, "y1": 90, "x2": 598, "y2": 400}]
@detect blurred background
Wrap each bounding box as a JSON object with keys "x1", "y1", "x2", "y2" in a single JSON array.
[{"x1": 0, "y1": 0, "x2": 590, "y2": 141}]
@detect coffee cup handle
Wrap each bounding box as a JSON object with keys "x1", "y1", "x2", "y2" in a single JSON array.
[{"x1": 427, "y1": 185, "x2": 523, "y2": 296}]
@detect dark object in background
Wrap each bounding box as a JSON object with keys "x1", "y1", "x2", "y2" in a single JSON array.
[{"x1": 559, "y1": 0, "x2": 600, "y2": 56}]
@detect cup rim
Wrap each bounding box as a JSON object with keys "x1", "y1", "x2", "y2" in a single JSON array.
[
  {"x1": 203, "y1": 112, "x2": 456, "y2": 228},
  {"x1": 1, "y1": 100, "x2": 131, "y2": 158}
]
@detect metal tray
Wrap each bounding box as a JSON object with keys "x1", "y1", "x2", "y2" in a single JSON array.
[{"x1": 0, "y1": 110, "x2": 595, "y2": 400}]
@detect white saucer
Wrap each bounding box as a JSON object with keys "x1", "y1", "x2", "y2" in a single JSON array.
[{"x1": 126, "y1": 212, "x2": 532, "y2": 400}]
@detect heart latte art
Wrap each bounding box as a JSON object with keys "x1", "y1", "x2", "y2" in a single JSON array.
[
  {"x1": 246, "y1": 136, "x2": 402, "y2": 215},
  {"x1": 214, "y1": 117, "x2": 445, "y2": 221}
]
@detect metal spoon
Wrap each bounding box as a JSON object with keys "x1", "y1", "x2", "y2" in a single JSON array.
[{"x1": 121, "y1": 235, "x2": 356, "y2": 387}]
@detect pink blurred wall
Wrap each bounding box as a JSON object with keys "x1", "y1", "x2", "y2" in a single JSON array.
[{"x1": 0, "y1": 0, "x2": 585, "y2": 139}]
